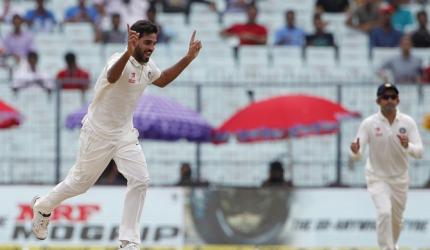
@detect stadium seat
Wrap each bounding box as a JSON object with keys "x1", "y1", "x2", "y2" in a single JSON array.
[
  {"x1": 305, "y1": 47, "x2": 337, "y2": 68},
  {"x1": 238, "y1": 45, "x2": 270, "y2": 66},
  {"x1": 62, "y1": 23, "x2": 95, "y2": 44},
  {"x1": 102, "y1": 44, "x2": 126, "y2": 60},
  {"x1": 338, "y1": 46, "x2": 371, "y2": 68},
  {"x1": 222, "y1": 12, "x2": 246, "y2": 27},
  {"x1": 371, "y1": 47, "x2": 399, "y2": 68},
  {"x1": 271, "y1": 46, "x2": 304, "y2": 68},
  {"x1": 412, "y1": 48, "x2": 430, "y2": 67}
]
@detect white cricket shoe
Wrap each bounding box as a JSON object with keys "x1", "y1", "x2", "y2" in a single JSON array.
[
  {"x1": 119, "y1": 241, "x2": 140, "y2": 250},
  {"x1": 31, "y1": 196, "x2": 50, "y2": 240}
]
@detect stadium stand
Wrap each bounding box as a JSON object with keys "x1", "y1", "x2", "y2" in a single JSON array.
[{"x1": 0, "y1": 0, "x2": 429, "y2": 188}]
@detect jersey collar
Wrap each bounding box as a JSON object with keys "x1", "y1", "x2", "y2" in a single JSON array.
[
  {"x1": 129, "y1": 55, "x2": 147, "y2": 67},
  {"x1": 378, "y1": 110, "x2": 400, "y2": 122}
]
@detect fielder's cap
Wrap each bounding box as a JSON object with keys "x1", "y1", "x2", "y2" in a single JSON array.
[{"x1": 377, "y1": 83, "x2": 399, "y2": 97}]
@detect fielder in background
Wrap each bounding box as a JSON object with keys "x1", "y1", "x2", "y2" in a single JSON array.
[
  {"x1": 30, "y1": 19, "x2": 202, "y2": 250},
  {"x1": 349, "y1": 83, "x2": 423, "y2": 250}
]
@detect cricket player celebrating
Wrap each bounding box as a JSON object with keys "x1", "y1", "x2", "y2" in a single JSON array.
[
  {"x1": 350, "y1": 83, "x2": 423, "y2": 250},
  {"x1": 31, "y1": 20, "x2": 202, "y2": 250}
]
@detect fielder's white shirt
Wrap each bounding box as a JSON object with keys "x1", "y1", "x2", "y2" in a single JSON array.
[
  {"x1": 350, "y1": 111, "x2": 423, "y2": 178},
  {"x1": 84, "y1": 52, "x2": 161, "y2": 136}
]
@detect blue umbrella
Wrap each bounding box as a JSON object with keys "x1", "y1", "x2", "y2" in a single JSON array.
[{"x1": 65, "y1": 94, "x2": 214, "y2": 142}]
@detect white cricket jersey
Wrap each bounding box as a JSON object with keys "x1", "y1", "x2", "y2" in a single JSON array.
[
  {"x1": 350, "y1": 111, "x2": 423, "y2": 178},
  {"x1": 84, "y1": 52, "x2": 161, "y2": 136}
]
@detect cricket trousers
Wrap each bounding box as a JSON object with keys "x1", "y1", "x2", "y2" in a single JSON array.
[
  {"x1": 366, "y1": 173, "x2": 409, "y2": 250},
  {"x1": 34, "y1": 121, "x2": 149, "y2": 244}
]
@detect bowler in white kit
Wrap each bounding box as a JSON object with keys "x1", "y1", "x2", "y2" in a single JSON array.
[
  {"x1": 30, "y1": 20, "x2": 202, "y2": 250},
  {"x1": 349, "y1": 83, "x2": 423, "y2": 250}
]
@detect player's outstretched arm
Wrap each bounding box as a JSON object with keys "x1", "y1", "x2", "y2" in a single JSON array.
[
  {"x1": 153, "y1": 31, "x2": 202, "y2": 88},
  {"x1": 107, "y1": 24, "x2": 138, "y2": 83}
]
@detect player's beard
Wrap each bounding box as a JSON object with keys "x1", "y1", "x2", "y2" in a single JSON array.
[
  {"x1": 134, "y1": 47, "x2": 151, "y2": 63},
  {"x1": 382, "y1": 103, "x2": 397, "y2": 114}
]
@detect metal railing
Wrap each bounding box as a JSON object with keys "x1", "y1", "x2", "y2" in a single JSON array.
[{"x1": 0, "y1": 80, "x2": 429, "y2": 187}]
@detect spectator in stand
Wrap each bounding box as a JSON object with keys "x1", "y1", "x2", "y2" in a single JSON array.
[
  {"x1": 11, "y1": 51, "x2": 53, "y2": 96},
  {"x1": 3, "y1": 14, "x2": 35, "y2": 63},
  {"x1": 159, "y1": 0, "x2": 217, "y2": 24},
  {"x1": 175, "y1": 162, "x2": 209, "y2": 186},
  {"x1": 0, "y1": 39, "x2": 11, "y2": 75},
  {"x1": 0, "y1": 0, "x2": 19, "y2": 23},
  {"x1": 64, "y1": 0, "x2": 99, "y2": 24},
  {"x1": 56, "y1": 52, "x2": 90, "y2": 103},
  {"x1": 369, "y1": 4, "x2": 402, "y2": 48},
  {"x1": 95, "y1": 13, "x2": 126, "y2": 43},
  {"x1": 421, "y1": 66, "x2": 430, "y2": 83},
  {"x1": 146, "y1": 7, "x2": 174, "y2": 44},
  {"x1": 411, "y1": 10, "x2": 430, "y2": 48},
  {"x1": 316, "y1": 0, "x2": 350, "y2": 13},
  {"x1": 262, "y1": 161, "x2": 293, "y2": 187},
  {"x1": 220, "y1": 4, "x2": 267, "y2": 45},
  {"x1": 274, "y1": 10, "x2": 306, "y2": 46},
  {"x1": 0, "y1": 40, "x2": 4, "y2": 55},
  {"x1": 305, "y1": 13, "x2": 336, "y2": 47},
  {"x1": 24, "y1": 0, "x2": 57, "y2": 33},
  {"x1": 411, "y1": 0, "x2": 427, "y2": 3},
  {"x1": 176, "y1": 162, "x2": 194, "y2": 186},
  {"x1": 390, "y1": 0, "x2": 413, "y2": 32},
  {"x1": 346, "y1": 0, "x2": 381, "y2": 33},
  {"x1": 97, "y1": 0, "x2": 149, "y2": 28},
  {"x1": 379, "y1": 35, "x2": 422, "y2": 84},
  {"x1": 223, "y1": 0, "x2": 254, "y2": 13}
]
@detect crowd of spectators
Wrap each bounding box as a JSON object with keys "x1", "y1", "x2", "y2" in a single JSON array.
[{"x1": 0, "y1": 0, "x2": 429, "y2": 97}]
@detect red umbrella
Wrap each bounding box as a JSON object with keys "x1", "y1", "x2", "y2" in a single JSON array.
[
  {"x1": 0, "y1": 99, "x2": 22, "y2": 129},
  {"x1": 214, "y1": 94, "x2": 360, "y2": 143}
]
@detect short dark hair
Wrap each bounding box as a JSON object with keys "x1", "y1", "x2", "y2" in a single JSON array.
[
  {"x1": 417, "y1": 10, "x2": 427, "y2": 18},
  {"x1": 269, "y1": 161, "x2": 284, "y2": 172},
  {"x1": 313, "y1": 13, "x2": 322, "y2": 21},
  {"x1": 247, "y1": 4, "x2": 257, "y2": 12},
  {"x1": 286, "y1": 9, "x2": 295, "y2": 16},
  {"x1": 27, "y1": 51, "x2": 38, "y2": 60},
  {"x1": 130, "y1": 20, "x2": 158, "y2": 38},
  {"x1": 65, "y1": 52, "x2": 76, "y2": 64},
  {"x1": 111, "y1": 12, "x2": 121, "y2": 19}
]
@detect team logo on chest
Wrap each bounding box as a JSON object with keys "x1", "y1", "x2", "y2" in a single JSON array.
[
  {"x1": 375, "y1": 127, "x2": 383, "y2": 136},
  {"x1": 128, "y1": 72, "x2": 137, "y2": 84},
  {"x1": 147, "y1": 71, "x2": 152, "y2": 80},
  {"x1": 399, "y1": 127, "x2": 407, "y2": 134}
]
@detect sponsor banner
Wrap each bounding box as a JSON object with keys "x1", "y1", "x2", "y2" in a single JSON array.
[
  {"x1": 185, "y1": 188, "x2": 430, "y2": 248},
  {"x1": 3, "y1": 246, "x2": 430, "y2": 250},
  {"x1": 0, "y1": 186, "x2": 184, "y2": 247},
  {"x1": 1, "y1": 247, "x2": 429, "y2": 250}
]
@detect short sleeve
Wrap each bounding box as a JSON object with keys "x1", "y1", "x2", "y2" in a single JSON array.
[
  {"x1": 106, "y1": 52, "x2": 124, "y2": 70},
  {"x1": 24, "y1": 10, "x2": 33, "y2": 21},
  {"x1": 104, "y1": 52, "x2": 128, "y2": 81},
  {"x1": 148, "y1": 58, "x2": 161, "y2": 83}
]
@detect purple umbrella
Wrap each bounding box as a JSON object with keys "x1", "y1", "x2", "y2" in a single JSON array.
[{"x1": 65, "y1": 94, "x2": 214, "y2": 142}]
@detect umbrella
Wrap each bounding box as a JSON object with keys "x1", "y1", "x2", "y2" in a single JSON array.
[
  {"x1": 0, "y1": 99, "x2": 22, "y2": 129},
  {"x1": 66, "y1": 94, "x2": 214, "y2": 142},
  {"x1": 214, "y1": 94, "x2": 361, "y2": 143},
  {"x1": 213, "y1": 94, "x2": 361, "y2": 186}
]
